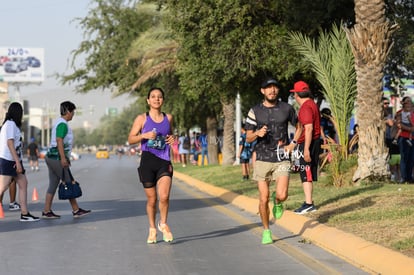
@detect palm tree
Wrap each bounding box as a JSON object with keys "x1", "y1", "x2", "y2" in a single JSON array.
[
  {"x1": 129, "y1": 26, "x2": 178, "y2": 90},
  {"x1": 344, "y1": 0, "x2": 398, "y2": 181}
]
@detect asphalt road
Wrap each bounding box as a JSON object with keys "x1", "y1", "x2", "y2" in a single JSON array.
[{"x1": 0, "y1": 154, "x2": 367, "y2": 275}]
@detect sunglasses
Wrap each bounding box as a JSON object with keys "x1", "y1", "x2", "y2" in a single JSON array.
[{"x1": 383, "y1": 102, "x2": 390, "y2": 105}]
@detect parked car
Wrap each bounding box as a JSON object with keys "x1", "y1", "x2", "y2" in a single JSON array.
[
  {"x1": 25, "y1": 56, "x2": 41, "y2": 67},
  {"x1": 4, "y1": 57, "x2": 28, "y2": 73},
  {"x1": 96, "y1": 148, "x2": 109, "y2": 159}
]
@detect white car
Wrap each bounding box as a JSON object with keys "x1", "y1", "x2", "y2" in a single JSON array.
[{"x1": 4, "y1": 57, "x2": 28, "y2": 73}]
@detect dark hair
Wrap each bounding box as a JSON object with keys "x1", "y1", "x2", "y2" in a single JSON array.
[
  {"x1": 321, "y1": 108, "x2": 332, "y2": 116},
  {"x1": 401, "y1": 96, "x2": 412, "y2": 105},
  {"x1": 295, "y1": 91, "x2": 312, "y2": 99},
  {"x1": 147, "y1": 87, "x2": 165, "y2": 99},
  {"x1": 3, "y1": 102, "x2": 23, "y2": 128},
  {"x1": 60, "y1": 101, "x2": 76, "y2": 116}
]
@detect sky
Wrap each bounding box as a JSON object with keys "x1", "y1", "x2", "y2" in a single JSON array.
[{"x1": 1, "y1": 0, "x2": 133, "y2": 129}]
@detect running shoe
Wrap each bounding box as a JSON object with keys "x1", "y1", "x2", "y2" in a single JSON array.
[
  {"x1": 157, "y1": 222, "x2": 173, "y2": 242},
  {"x1": 273, "y1": 203, "x2": 284, "y2": 220},
  {"x1": 20, "y1": 212, "x2": 40, "y2": 222},
  {"x1": 294, "y1": 202, "x2": 317, "y2": 214},
  {"x1": 147, "y1": 228, "x2": 157, "y2": 244},
  {"x1": 261, "y1": 229, "x2": 273, "y2": 245},
  {"x1": 271, "y1": 192, "x2": 284, "y2": 219},
  {"x1": 73, "y1": 208, "x2": 91, "y2": 218},
  {"x1": 42, "y1": 211, "x2": 61, "y2": 219},
  {"x1": 9, "y1": 202, "x2": 21, "y2": 211}
]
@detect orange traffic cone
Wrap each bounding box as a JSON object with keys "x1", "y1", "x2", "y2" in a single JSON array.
[
  {"x1": 0, "y1": 204, "x2": 4, "y2": 219},
  {"x1": 32, "y1": 188, "x2": 39, "y2": 202}
]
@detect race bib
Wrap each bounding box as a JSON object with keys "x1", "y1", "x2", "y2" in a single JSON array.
[{"x1": 147, "y1": 135, "x2": 166, "y2": 150}]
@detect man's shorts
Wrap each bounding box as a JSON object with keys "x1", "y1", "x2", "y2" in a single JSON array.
[
  {"x1": 29, "y1": 155, "x2": 38, "y2": 161},
  {"x1": 138, "y1": 151, "x2": 173, "y2": 188},
  {"x1": 253, "y1": 160, "x2": 291, "y2": 182},
  {"x1": 297, "y1": 139, "x2": 321, "y2": 183}
]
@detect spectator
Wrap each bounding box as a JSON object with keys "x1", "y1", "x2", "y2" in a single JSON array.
[
  {"x1": 290, "y1": 81, "x2": 321, "y2": 215},
  {"x1": 238, "y1": 125, "x2": 253, "y2": 180},
  {"x1": 178, "y1": 132, "x2": 190, "y2": 167},
  {"x1": 383, "y1": 97, "x2": 400, "y2": 181},
  {"x1": 348, "y1": 124, "x2": 359, "y2": 154},
  {"x1": 190, "y1": 132, "x2": 200, "y2": 165},
  {"x1": 320, "y1": 108, "x2": 336, "y2": 144},
  {"x1": 171, "y1": 134, "x2": 180, "y2": 164},
  {"x1": 395, "y1": 96, "x2": 414, "y2": 183},
  {"x1": 199, "y1": 131, "x2": 209, "y2": 166}
]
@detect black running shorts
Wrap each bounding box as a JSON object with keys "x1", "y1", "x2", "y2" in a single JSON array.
[
  {"x1": 138, "y1": 151, "x2": 173, "y2": 188},
  {"x1": 298, "y1": 139, "x2": 321, "y2": 183}
]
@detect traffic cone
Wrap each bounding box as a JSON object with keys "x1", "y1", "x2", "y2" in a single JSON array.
[
  {"x1": 32, "y1": 188, "x2": 39, "y2": 202},
  {"x1": 0, "y1": 204, "x2": 4, "y2": 219}
]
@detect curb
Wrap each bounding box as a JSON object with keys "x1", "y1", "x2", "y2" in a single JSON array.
[{"x1": 174, "y1": 171, "x2": 414, "y2": 275}]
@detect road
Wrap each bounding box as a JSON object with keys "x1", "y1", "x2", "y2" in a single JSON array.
[{"x1": 0, "y1": 154, "x2": 367, "y2": 275}]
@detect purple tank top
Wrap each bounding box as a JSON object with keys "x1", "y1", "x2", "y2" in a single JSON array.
[{"x1": 141, "y1": 112, "x2": 171, "y2": 161}]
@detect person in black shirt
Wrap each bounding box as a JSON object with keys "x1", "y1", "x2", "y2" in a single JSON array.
[
  {"x1": 245, "y1": 77, "x2": 301, "y2": 245},
  {"x1": 27, "y1": 137, "x2": 39, "y2": 171}
]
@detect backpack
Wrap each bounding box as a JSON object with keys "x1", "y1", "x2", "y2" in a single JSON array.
[{"x1": 183, "y1": 136, "x2": 191, "y2": 150}]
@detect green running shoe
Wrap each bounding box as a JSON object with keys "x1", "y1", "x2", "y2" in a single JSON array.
[
  {"x1": 262, "y1": 229, "x2": 273, "y2": 245},
  {"x1": 271, "y1": 191, "x2": 284, "y2": 219}
]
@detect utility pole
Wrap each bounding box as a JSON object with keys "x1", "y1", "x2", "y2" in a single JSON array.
[{"x1": 235, "y1": 92, "x2": 241, "y2": 164}]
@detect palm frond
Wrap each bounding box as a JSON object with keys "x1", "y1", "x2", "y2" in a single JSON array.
[{"x1": 288, "y1": 23, "x2": 357, "y2": 158}]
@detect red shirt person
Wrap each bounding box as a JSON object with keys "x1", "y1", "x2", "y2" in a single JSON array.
[{"x1": 290, "y1": 81, "x2": 321, "y2": 214}]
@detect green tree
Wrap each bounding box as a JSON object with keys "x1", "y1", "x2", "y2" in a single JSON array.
[
  {"x1": 384, "y1": 0, "x2": 414, "y2": 75},
  {"x1": 60, "y1": 0, "x2": 157, "y2": 94},
  {"x1": 166, "y1": 0, "x2": 298, "y2": 164}
]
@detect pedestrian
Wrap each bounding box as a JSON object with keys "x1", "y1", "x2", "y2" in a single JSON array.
[
  {"x1": 128, "y1": 87, "x2": 175, "y2": 244},
  {"x1": 383, "y1": 97, "x2": 400, "y2": 181},
  {"x1": 42, "y1": 101, "x2": 91, "y2": 219},
  {"x1": 395, "y1": 96, "x2": 414, "y2": 183},
  {"x1": 27, "y1": 137, "x2": 40, "y2": 171},
  {"x1": 198, "y1": 131, "x2": 209, "y2": 166},
  {"x1": 178, "y1": 132, "x2": 190, "y2": 167},
  {"x1": 171, "y1": 134, "x2": 180, "y2": 164},
  {"x1": 320, "y1": 108, "x2": 336, "y2": 144},
  {"x1": 238, "y1": 125, "x2": 253, "y2": 180},
  {"x1": 0, "y1": 102, "x2": 39, "y2": 221},
  {"x1": 0, "y1": 178, "x2": 20, "y2": 210},
  {"x1": 245, "y1": 77, "x2": 300, "y2": 244},
  {"x1": 290, "y1": 81, "x2": 321, "y2": 214}
]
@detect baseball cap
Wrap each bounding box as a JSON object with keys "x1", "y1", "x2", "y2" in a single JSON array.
[
  {"x1": 290, "y1": 81, "x2": 310, "y2": 93},
  {"x1": 261, "y1": 77, "x2": 281, "y2": 88}
]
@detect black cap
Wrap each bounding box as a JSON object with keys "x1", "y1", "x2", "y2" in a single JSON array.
[{"x1": 261, "y1": 77, "x2": 281, "y2": 88}]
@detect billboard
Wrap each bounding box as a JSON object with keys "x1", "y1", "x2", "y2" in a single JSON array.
[{"x1": 0, "y1": 47, "x2": 45, "y2": 82}]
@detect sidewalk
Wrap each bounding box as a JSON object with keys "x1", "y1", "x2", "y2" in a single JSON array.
[{"x1": 174, "y1": 171, "x2": 414, "y2": 275}]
